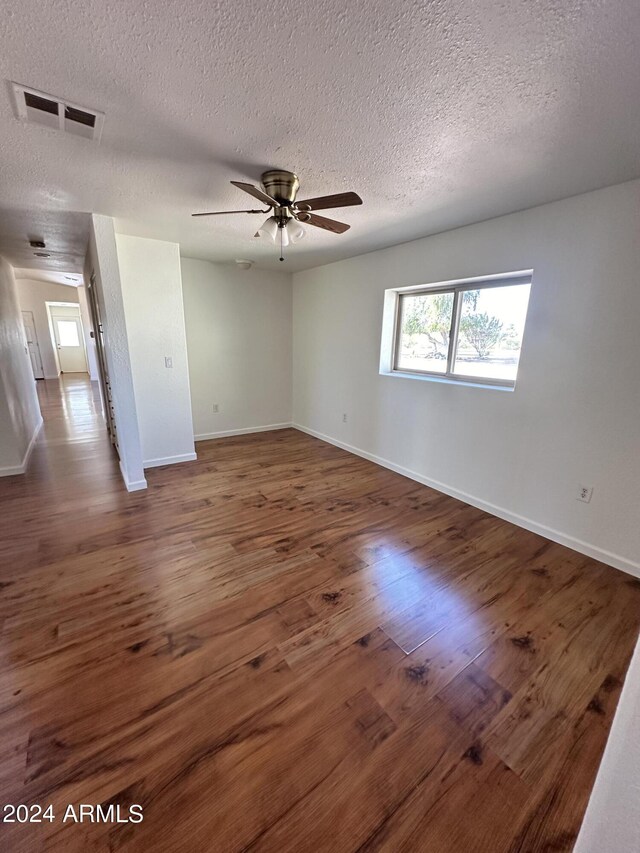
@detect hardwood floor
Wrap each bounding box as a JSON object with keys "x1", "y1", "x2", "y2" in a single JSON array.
[{"x1": 0, "y1": 376, "x2": 638, "y2": 852}]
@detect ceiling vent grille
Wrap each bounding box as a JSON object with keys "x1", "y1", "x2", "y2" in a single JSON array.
[{"x1": 11, "y1": 83, "x2": 104, "y2": 142}]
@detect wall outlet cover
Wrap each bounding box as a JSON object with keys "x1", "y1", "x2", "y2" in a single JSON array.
[{"x1": 577, "y1": 485, "x2": 593, "y2": 503}]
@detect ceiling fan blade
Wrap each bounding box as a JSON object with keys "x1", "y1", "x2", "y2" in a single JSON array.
[
  {"x1": 301, "y1": 213, "x2": 351, "y2": 234},
  {"x1": 296, "y1": 192, "x2": 362, "y2": 211},
  {"x1": 191, "y1": 209, "x2": 267, "y2": 217},
  {"x1": 230, "y1": 180, "x2": 279, "y2": 207}
]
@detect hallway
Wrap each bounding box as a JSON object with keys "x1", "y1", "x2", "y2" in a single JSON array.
[
  {"x1": 37, "y1": 374, "x2": 109, "y2": 447},
  {"x1": 0, "y1": 378, "x2": 639, "y2": 851},
  {"x1": 0, "y1": 375, "x2": 125, "y2": 573}
]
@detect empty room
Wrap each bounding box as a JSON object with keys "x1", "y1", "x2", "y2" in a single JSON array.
[{"x1": 0, "y1": 0, "x2": 639, "y2": 851}]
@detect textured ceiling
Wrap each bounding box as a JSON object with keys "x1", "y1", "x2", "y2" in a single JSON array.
[
  {"x1": 0, "y1": 209, "x2": 89, "y2": 277},
  {"x1": 13, "y1": 269, "x2": 83, "y2": 287},
  {"x1": 1, "y1": 0, "x2": 639, "y2": 273}
]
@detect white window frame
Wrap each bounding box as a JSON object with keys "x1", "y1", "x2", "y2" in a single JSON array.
[{"x1": 385, "y1": 271, "x2": 533, "y2": 389}]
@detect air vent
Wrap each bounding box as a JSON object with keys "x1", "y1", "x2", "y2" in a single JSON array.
[
  {"x1": 64, "y1": 105, "x2": 96, "y2": 128},
  {"x1": 11, "y1": 83, "x2": 104, "y2": 142},
  {"x1": 24, "y1": 92, "x2": 58, "y2": 116}
]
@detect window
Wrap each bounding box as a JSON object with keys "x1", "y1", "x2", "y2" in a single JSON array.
[
  {"x1": 56, "y1": 319, "x2": 80, "y2": 347},
  {"x1": 391, "y1": 273, "x2": 532, "y2": 387}
]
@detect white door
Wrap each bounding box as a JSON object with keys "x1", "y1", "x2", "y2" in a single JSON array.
[
  {"x1": 22, "y1": 311, "x2": 44, "y2": 379},
  {"x1": 52, "y1": 316, "x2": 88, "y2": 373}
]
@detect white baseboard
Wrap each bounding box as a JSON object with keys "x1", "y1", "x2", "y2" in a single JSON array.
[
  {"x1": 125, "y1": 479, "x2": 148, "y2": 492},
  {"x1": 143, "y1": 451, "x2": 197, "y2": 469},
  {"x1": 0, "y1": 417, "x2": 43, "y2": 477},
  {"x1": 0, "y1": 464, "x2": 25, "y2": 477},
  {"x1": 119, "y1": 460, "x2": 147, "y2": 492},
  {"x1": 195, "y1": 423, "x2": 292, "y2": 441},
  {"x1": 292, "y1": 422, "x2": 640, "y2": 578}
]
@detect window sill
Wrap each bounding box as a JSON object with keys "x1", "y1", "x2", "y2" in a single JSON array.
[{"x1": 380, "y1": 369, "x2": 515, "y2": 392}]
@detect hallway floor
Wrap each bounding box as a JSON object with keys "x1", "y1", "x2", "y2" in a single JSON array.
[
  {"x1": 36, "y1": 374, "x2": 107, "y2": 446},
  {"x1": 0, "y1": 375, "x2": 122, "y2": 573},
  {"x1": 0, "y1": 377, "x2": 638, "y2": 852}
]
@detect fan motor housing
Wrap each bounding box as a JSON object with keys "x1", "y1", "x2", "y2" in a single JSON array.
[{"x1": 261, "y1": 170, "x2": 299, "y2": 206}]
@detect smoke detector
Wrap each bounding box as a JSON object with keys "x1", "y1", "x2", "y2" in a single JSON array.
[
  {"x1": 235, "y1": 259, "x2": 254, "y2": 271},
  {"x1": 11, "y1": 83, "x2": 104, "y2": 142}
]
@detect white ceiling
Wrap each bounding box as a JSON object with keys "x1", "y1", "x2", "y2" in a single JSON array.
[
  {"x1": 13, "y1": 269, "x2": 83, "y2": 287},
  {"x1": 0, "y1": 208, "x2": 88, "y2": 278},
  {"x1": 1, "y1": 0, "x2": 639, "y2": 273}
]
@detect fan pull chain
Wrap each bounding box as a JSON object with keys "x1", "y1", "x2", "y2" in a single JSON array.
[{"x1": 280, "y1": 225, "x2": 284, "y2": 262}]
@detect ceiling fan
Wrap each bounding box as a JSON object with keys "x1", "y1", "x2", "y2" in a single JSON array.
[{"x1": 192, "y1": 170, "x2": 363, "y2": 261}]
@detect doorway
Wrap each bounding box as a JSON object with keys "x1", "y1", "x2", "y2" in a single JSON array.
[
  {"x1": 21, "y1": 310, "x2": 44, "y2": 379},
  {"x1": 46, "y1": 303, "x2": 89, "y2": 374},
  {"x1": 86, "y1": 272, "x2": 118, "y2": 450}
]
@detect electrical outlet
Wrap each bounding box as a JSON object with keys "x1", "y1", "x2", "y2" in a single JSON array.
[
  {"x1": 576, "y1": 485, "x2": 593, "y2": 503},
  {"x1": 164, "y1": 356, "x2": 173, "y2": 368},
  {"x1": 212, "y1": 403, "x2": 219, "y2": 413},
  {"x1": 342, "y1": 413, "x2": 348, "y2": 423}
]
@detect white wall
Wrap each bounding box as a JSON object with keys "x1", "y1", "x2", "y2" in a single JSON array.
[
  {"x1": 16, "y1": 279, "x2": 79, "y2": 378},
  {"x1": 181, "y1": 258, "x2": 292, "y2": 439},
  {"x1": 116, "y1": 234, "x2": 196, "y2": 468},
  {"x1": 0, "y1": 256, "x2": 42, "y2": 474},
  {"x1": 85, "y1": 215, "x2": 146, "y2": 491},
  {"x1": 293, "y1": 180, "x2": 640, "y2": 575},
  {"x1": 575, "y1": 632, "x2": 640, "y2": 852}
]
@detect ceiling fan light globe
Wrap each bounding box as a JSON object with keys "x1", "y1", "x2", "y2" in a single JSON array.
[
  {"x1": 257, "y1": 217, "x2": 278, "y2": 242},
  {"x1": 280, "y1": 224, "x2": 290, "y2": 248},
  {"x1": 288, "y1": 222, "x2": 305, "y2": 243}
]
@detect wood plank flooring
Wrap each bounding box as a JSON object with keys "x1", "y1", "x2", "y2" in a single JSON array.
[{"x1": 0, "y1": 376, "x2": 638, "y2": 852}]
